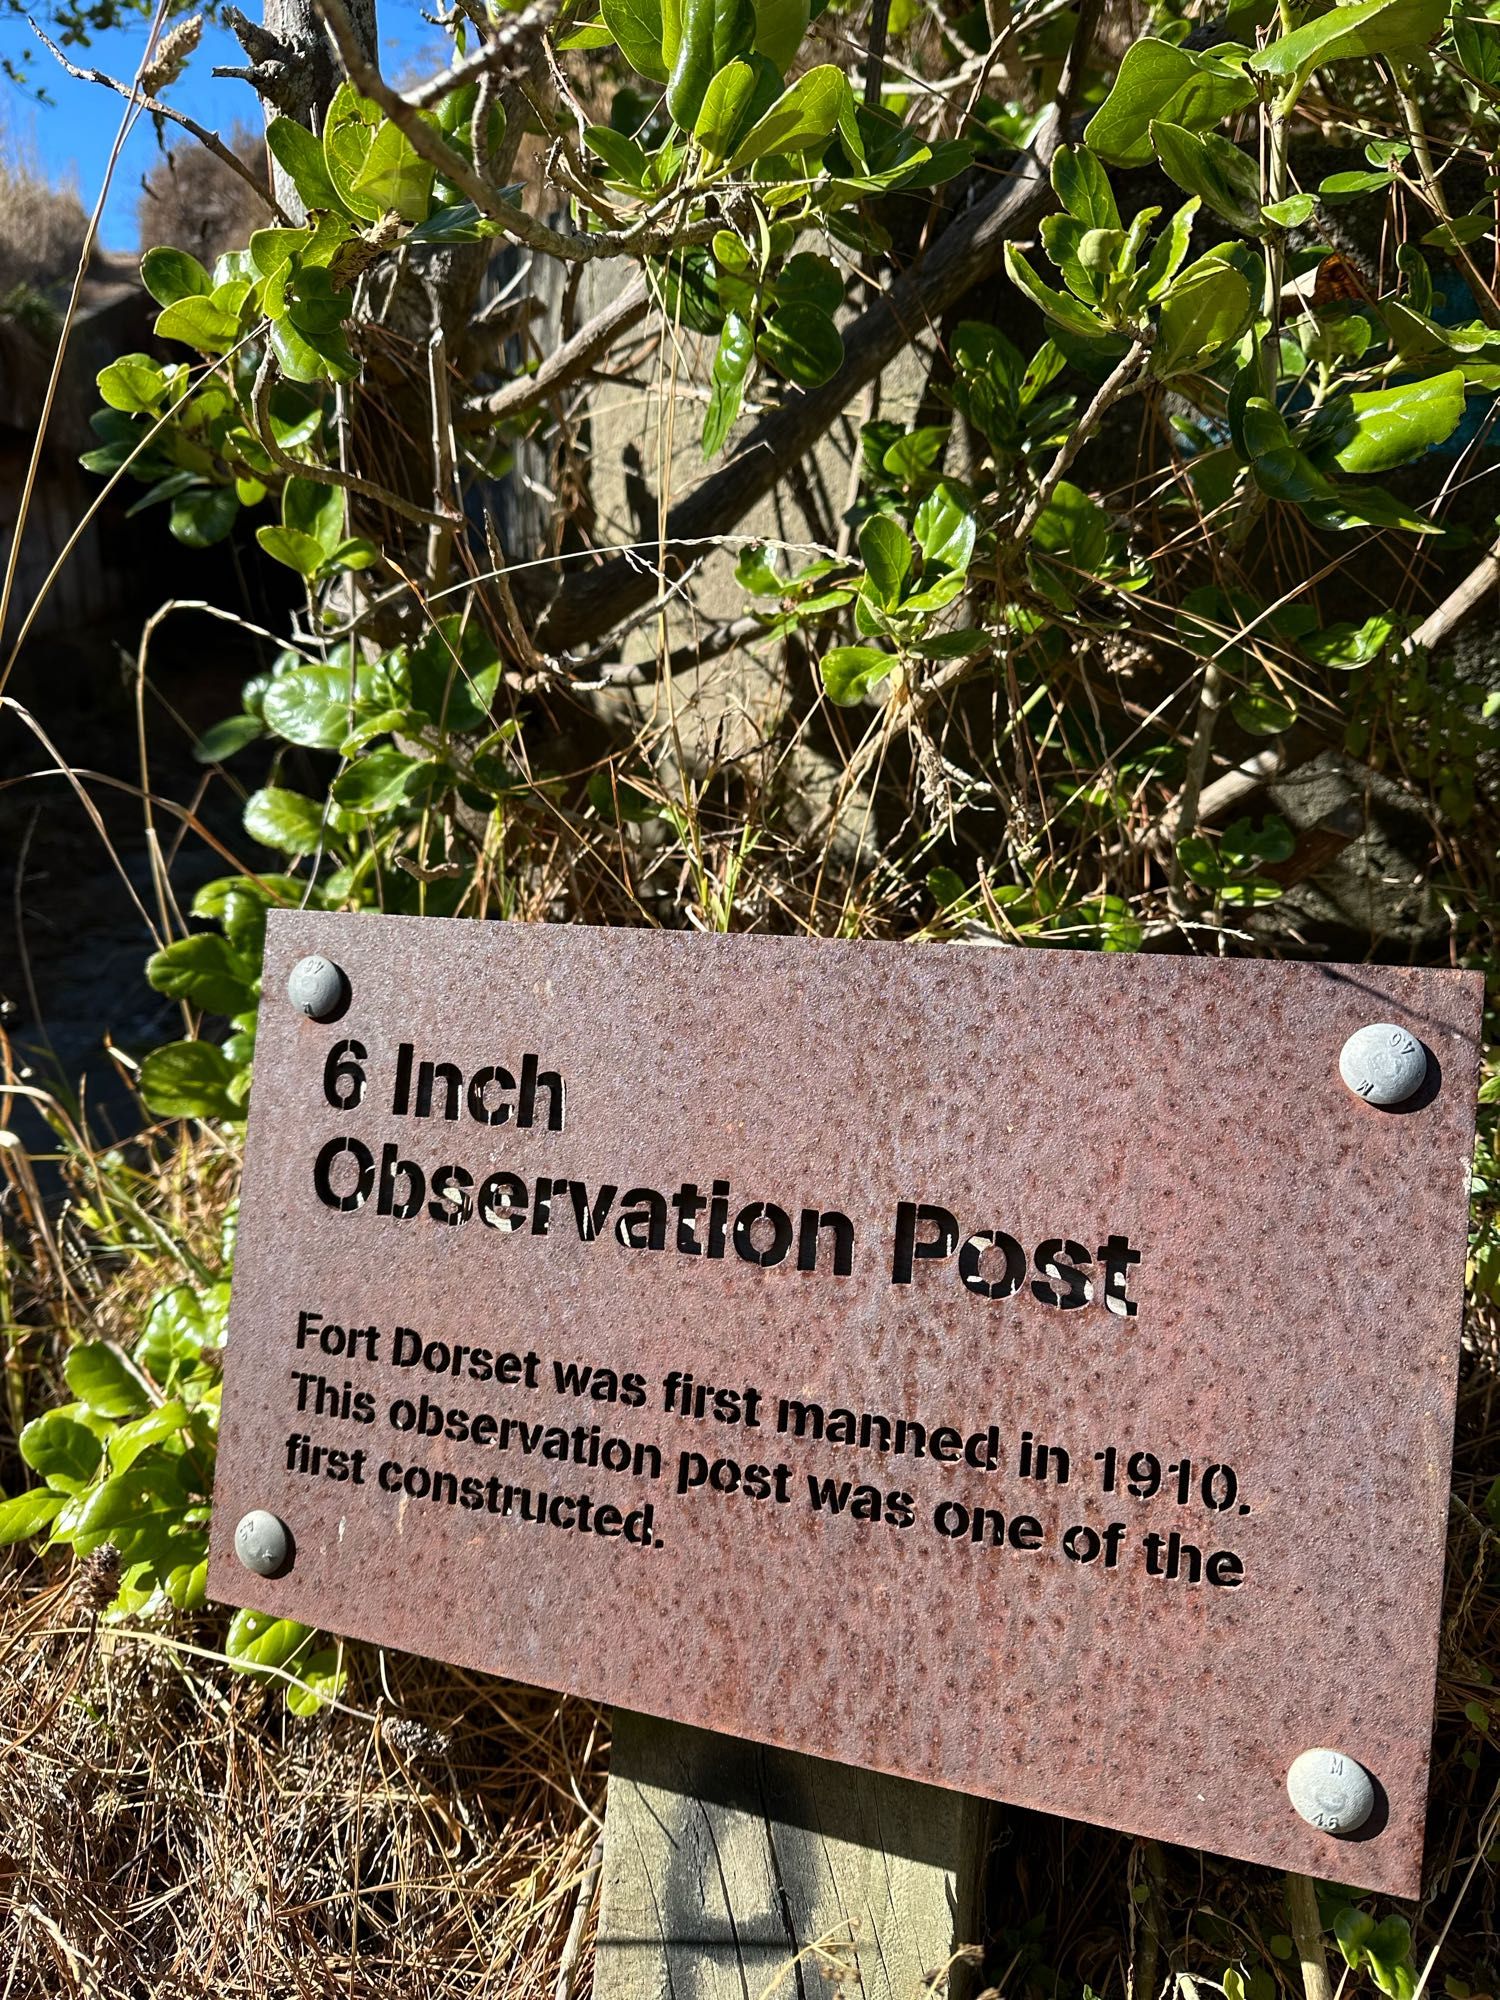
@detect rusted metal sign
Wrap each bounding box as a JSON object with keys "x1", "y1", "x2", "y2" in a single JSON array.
[{"x1": 209, "y1": 913, "x2": 1483, "y2": 1893}]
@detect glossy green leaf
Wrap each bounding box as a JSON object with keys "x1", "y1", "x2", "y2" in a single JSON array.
[
  {"x1": 71, "y1": 1458, "x2": 204, "y2": 1575},
  {"x1": 270, "y1": 315, "x2": 357, "y2": 385},
  {"x1": 1301, "y1": 614, "x2": 1394, "y2": 667},
  {"x1": 559, "y1": 14, "x2": 615, "y2": 44},
  {"x1": 913, "y1": 481, "x2": 976, "y2": 574},
  {"x1": 154, "y1": 293, "x2": 241, "y2": 353},
  {"x1": 393, "y1": 614, "x2": 502, "y2": 730},
  {"x1": 20, "y1": 1409, "x2": 104, "y2": 1486},
  {"x1": 322, "y1": 83, "x2": 385, "y2": 222},
  {"x1": 193, "y1": 713, "x2": 265, "y2": 763},
  {"x1": 1453, "y1": 11, "x2": 1500, "y2": 86},
  {"x1": 1084, "y1": 39, "x2": 1255, "y2": 169},
  {"x1": 410, "y1": 201, "x2": 503, "y2": 244},
  {"x1": 1422, "y1": 212, "x2": 1493, "y2": 250},
  {"x1": 283, "y1": 475, "x2": 343, "y2": 553},
  {"x1": 169, "y1": 486, "x2": 240, "y2": 549},
  {"x1": 1152, "y1": 257, "x2": 1254, "y2": 377},
  {"x1": 1039, "y1": 214, "x2": 1116, "y2": 305},
  {"x1": 1245, "y1": 420, "x2": 1440, "y2": 532},
  {"x1": 1131, "y1": 197, "x2": 1200, "y2": 301},
  {"x1": 135, "y1": 1281, "x2": 230, "y2": 1379},
  {"x1": 244, "y1": 785, "x2": 328, "y2": 853},
  {"x1": 350, "y1": 119, "x2": 435, "y2": 224},
  {"x1": 654, "y1": 247, "x2": 725, "y2": 333},
  {"x1": 1332, "y1": 369, "x2": 1464, "y2": 474},
  {"x1": 703, "y1": 311, "x2": 753, "y2": 457},
  {"x1": 585, "y1": 123, "x2": 650, "y2": 183},
  {"x1": 882, "y1": 425, "x2": 947, "y2": 485},
  {"x1": 858, "y1": 515, "x2": 911, "y2": 609},
  {"x1": 1232, "y1": 682, "x2": 1299, "y2": 735},
  {"x1": 267, "y1": 116, "x2": 349, "y2": 215},
  {"x1": 1184, "y1": 816, "x2": 1296, "y2": 904},
  {"x1": 139, "y1": 1040, "x2": 242, "y2": 1120},
  {"x1": 695, "y1": 59, "x2": 758, "y2": 158},
  {"x1": 1027, "y1": 479, "x2": 1128, "y2": 602},
  {"x1": 145, "y1": 933, "x2": 254, "y2": 1014},
  {"x1": 263, "y1": 665, "x2": 362, "y2": 747},
  {"x1": 109, "y1": 1403, "x2": 190, "y2": 1473},
  {"x1": 256, "y1": 525, "x2": 328, "y2": 577},
  {"x1": 1003, "y1": 244, "x2": 1113, "y2": 337},
  {"x1": 1319, "y1": 167, "x2": 1395, "y2": 199},
  {"x1": 140, "y1": 245, "x2": 212, "y2": 306},
  {"x1": 165, "y1": 1556, "x2": 209, "y2": 1612},
  {"x1": 64, "y1": 1343, "x2": 149, "y2": 1420},
  {"x1": 913, "y1": 627, "x2": 987, "y2": 660},
  {"x1": 775, "y1": 251, "x2": 843, "y2": 315},
  {"x1": 756, "y1": 300, "x2": 842, "y2": 386},
  {"x1": 668, "y1": 0, "x2": 755, "y2": 127},
  {"x1": 285, "y1": 1643, "x2": 348, "y2": 1715},
  {"x1": 98, "y1": 354, "x2": 172, "y2": 413},
  {"x1": 1249, "y1": 0, "x2": 1444, "y2": 80},
  {"x1": 735, "y1": 543, "x2": 784, "y2": 594},
  {"x1": 728, "y1": 63, "x2": 848, "y2": 167},
  {"x1": 248, "y1": 226, "x2": 313, "y2": 304},
  {"x1": 1150, "y1": 120, "x2": 1262, "y2": 234},
  {"x1": 332, "y1": 746, "x2": 439, "y2": 812},
  {"x1": 601, "y1": 0, "x2": 669, "y2": 80},
  {"x1": 713, "y1": 229, "x2": 754, "y2": 273},
  {"x1": 1051, "y1": 144, "x2": 1119, "y2": 229},
  {"x1": 226, "y1": 1607, "x2": 317, "y2": 1674},
  {"x1": 821, "y1": 643, "x2": 895, "y2": 704},
  {"x1": 751, "y1": 0, "x2": 806, "y2": 68},
  {"x1": 662, "y1": 0, "x2": 683, "y2": 71},
  {"x1": 707, "y1": 53, "x2": 784, "y2": 163},
  {"x1": 0, "y1": 1488, "x2": 66, "y2": 1545},
  {"x1": 192, "y1": 872, "x2": 301, "y2": 923},
  {"x1": 123, "y1": 470, "x2": 199, "y2": 519},
  {"x1": 1262, "y1": 192, "x2": 1316, "y2": 227},
  {"x1": 900, "y1": 570, "x2": 967, "y2": 614}
]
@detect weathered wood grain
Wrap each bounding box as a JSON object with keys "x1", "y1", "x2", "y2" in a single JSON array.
[{"x1": 595, "y1": 1711, "x2": 989, "y2": 2000}]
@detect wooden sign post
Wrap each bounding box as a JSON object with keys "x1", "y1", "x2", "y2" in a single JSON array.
[
  {"x1": 597, "y1": 1714, "x2": 989, "y2": 2000},
  {"x1": 210, "y1": 913, "x2": 1481, "y2": 1977}
]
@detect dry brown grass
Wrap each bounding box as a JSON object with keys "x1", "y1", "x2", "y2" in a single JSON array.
[
  {"x1": 0, "y1": 1584, "x2": 606, "y2": 2000},
  {"x1": 2, "y1": 1568, "x2": 612, "y2": 2000},
  {"x1": 0, "y1": 1086, "x2": 606, "y2": 2000},
  {"x1": 0, "y1": 131, "x2": 88, "y2": 299},
  {"x1": 1, "y1": 1568, "x2": 612, "y2": 1992}
]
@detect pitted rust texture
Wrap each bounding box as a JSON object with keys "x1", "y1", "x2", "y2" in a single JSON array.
[{"x1": 208, "y1": 915, "x2": 1484, "y2": 1895}]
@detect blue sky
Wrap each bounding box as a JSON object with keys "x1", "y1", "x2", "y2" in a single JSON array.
[{"x1": 1, "y1": 1, "x2": 442, "y2": 250}]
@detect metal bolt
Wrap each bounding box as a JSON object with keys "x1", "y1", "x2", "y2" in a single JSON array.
[
  {"x1": 287, "y1": 954, "x2": 346, "y2": 1022},
  {"x1": 234, "y1": 1509, "x2": 291, "y2": 1577},
  {"x1": 1339, "y1": 1022, "x2": 1427, "y2": 1107},
  {"x1": 1287, "y1": 1748, "x2": 1375, "y2": 1835}
]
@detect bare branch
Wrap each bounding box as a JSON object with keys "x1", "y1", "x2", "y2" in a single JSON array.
[
  {"x1": 403, "y1": 0, "x2": 563, "y2": 110},
  {"x1": 252, "y1": 352, "x2": 456, "y2": 533},
  {"x1": 465, "y1": 277, "x2": 650, "y2": 425},
  {"x1": 1013, "y1": 340, "x2": 1148, "y2": 545},
  {"x1": 32, "y1": 22, "x2": 292, "y2": 226}
]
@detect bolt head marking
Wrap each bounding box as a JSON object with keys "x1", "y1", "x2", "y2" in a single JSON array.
[
  {"x1": 1287, "y1": 1748, "x2": 1375, "y2": 1835},
  {"x1": 234, "y1": 1509, "x2": 291, "y2": 1577},
  {"x1": 287, "y1": 955, "x2": 346, "y2": 1022},
  {"x1": 1339, "y1": 1023, "x2": 1426, "y2": 1108}
]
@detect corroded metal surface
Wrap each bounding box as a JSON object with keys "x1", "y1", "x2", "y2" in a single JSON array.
[{"x1": 209, "y1": 914, "x2": 1483, "y2": 1894}]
